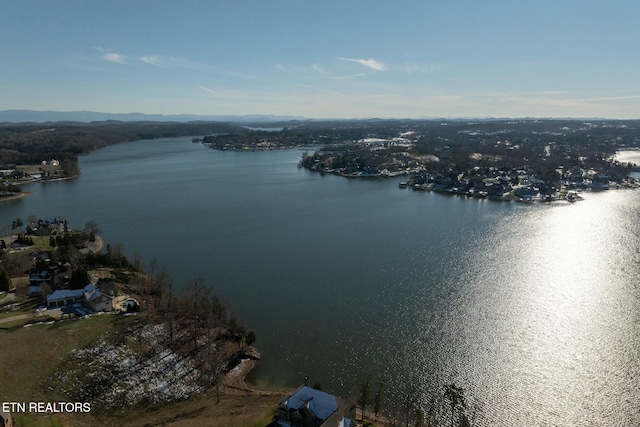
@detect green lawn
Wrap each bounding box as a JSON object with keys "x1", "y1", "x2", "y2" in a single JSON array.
[
  {"x1": 0, "y1": 309, "x2": 31, "y2": 319},
  {"x1": 243, "y1": 404, "x2": 279, "y2": 427},
  {"x1": 13, "y1": 413, "x2": 65, "y2": 427},
  {"x1": 0, "y1": 315, "x2": 116, "y2": 402},
  {"x1": 30, "y1": 235, "x2": 55, "y2": 251},
  {"x1": 0, "y1": 315, "x2": 117, "y2": 427}
]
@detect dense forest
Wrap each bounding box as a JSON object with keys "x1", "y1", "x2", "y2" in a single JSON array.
[
  {"x1": 0, "y1": 121, "x2": 247, "y2": 176},
  {"x1": 3, "y1": 118, "x2": 640, "y2": 181}
]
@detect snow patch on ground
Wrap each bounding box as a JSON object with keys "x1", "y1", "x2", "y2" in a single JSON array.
[{"x1": 56, "y1": 323, "x2": 206, "y2": 409}]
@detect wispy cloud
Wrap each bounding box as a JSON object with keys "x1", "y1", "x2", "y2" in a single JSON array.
[
  {"x1": 198, "y1": 86, "x2": 252, "y2": 100},
  {"x1": 199, "y1": 86, "x2": 222, "y2": 97},
  {"x1": 337, "y1": 57, "x2": 387, "y2": 71},
  {"x1": 312, "y1": 64, "x2": 327, "y2": 74},
  {"x1": 139, "y1": 54, "x2": 257, "y2": 80},
  {"x1": 101, "y1": 52, "x2": 126, "y2": 64},
  {"x1": 276, "y1": 63, "x2": 328, "y2": 75},
  {"x1": 399, "y1": 62, "x2": 443, "y2": 74},
  {"x1": 581, "y1": 94, "x2": 640, "y2": 102},
  {"x1": 333, "y1": 73, "x2": 367, "y2": 80},
  {"x1": 96, "y1": 48, "x2": 256, "y2": 79},
  {"x1": 139, "y1": 55, "x2": 165, "y2": 66},
  {"x1": 475, "y1": 91, "x2": 640, "y2": 106},
  {"x1": 139, "y1": 55, "x2": 204, "y2": 70}
]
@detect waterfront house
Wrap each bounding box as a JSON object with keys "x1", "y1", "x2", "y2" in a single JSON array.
[
  {"x1": 26, "y1": 217, "x2": 68, "y2": 236},
  {"x1": 46, "y1": 281, "x2": 118, "y2": 312},
  {"x1": 28, "y1": 267, "x2": 55, "y2": 296},
  {"x1": 590, "y1": 173, "x2": 610, "y2": 190},
  {"x1": 276, "y1": 385, "x2": 355, "y2": 427},
  {"x1": 83, "y1": 280, "x2": 117, "y2": 312},
  {"x1": 567, "y1": 167, "x2": 586, "y2": 187}
]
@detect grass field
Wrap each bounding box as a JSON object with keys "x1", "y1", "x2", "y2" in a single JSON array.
[
  {"x1": 0, "y1": 312, "x2": 292, "y2": 427},
  {"x1": 30, "y1": 235, "x2": 55, "y2": 251},
  {"x1": 0, "y1": 315, "x2": 116, "y2": 426},
  {"x1": 93, "y1": 391, "x2": 287, "y2": 427},
  {"x1": 0, "y1": 310, "x2": 26, "y2": 320},
  {"x1": 0, "y1": 315, "x2": 116, "y2": 402}
]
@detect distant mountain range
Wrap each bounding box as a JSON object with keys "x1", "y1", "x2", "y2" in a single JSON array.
[
  {"x1": 0, "y1": 110, "x2": 624, "y2": 125},
  {"x1": 0, "y1": 110, "x2": 306, "y2": 124}
]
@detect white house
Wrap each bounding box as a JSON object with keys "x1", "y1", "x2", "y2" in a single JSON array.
[
  {"x1": 83, "y1": 284, "x2": 114, "y2": 312},
  {"x1": 83, "y1": 280, "x2": 118, "y2": 312}
]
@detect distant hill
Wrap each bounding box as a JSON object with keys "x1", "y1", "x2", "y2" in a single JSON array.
[{"x1": 0, "y1": 110, "x2": 306, "y2": 124}]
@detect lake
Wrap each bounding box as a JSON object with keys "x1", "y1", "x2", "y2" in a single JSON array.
[{"x1": 2, "y1": 138, "x2": 639, "y2": 426}]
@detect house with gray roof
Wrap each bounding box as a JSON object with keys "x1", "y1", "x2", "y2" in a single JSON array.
[
  {"x1": 46, "y1": 281, "x2": 118, "y2": 313},
  {"x1": 46, "y1": 288, "x2": 84, "y2": 309},
  {"x1": 83, "y1": 283, "x2": 115, "y2": 312}
]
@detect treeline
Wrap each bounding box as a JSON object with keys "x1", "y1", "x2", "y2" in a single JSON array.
[
  {"x1": 358, "y1": 376, "x2": 475, "y2": 427},
  {"x1": 0, "y1": 121, "x2": 245, "y2": 155},
  {"x1": 14, "y1": 234, "x2": 35, "y2": 246},
  {"x1": 203, "y1": 119, "x2": 415, "y2": 149},
  {"x1": 56, "y1": 260, "x2": 255, "y2": 410},
  {"x1": 0, "y1": 121, "x2": 247, "y2": 179},
  {"x1": 117, "y1": 262, "x2": 256, "y2": 403},
  {"x1": 145, "y1": 265, "x2": 255, "y2": 347},
  {"x1": 0, "y1": 121, "x2": 250, "y2": 179},
  {"x1": 85, "y1": 241, "x2": 258, "y2": 391}
]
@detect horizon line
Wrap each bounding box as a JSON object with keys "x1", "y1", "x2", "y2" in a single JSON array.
[{"x1": 1, "y1": 109, "x2": 639, "y2": 123}]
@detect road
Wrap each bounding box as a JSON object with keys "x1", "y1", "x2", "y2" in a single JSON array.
[{"x1": 0, "y1": 313, "x2": 32, "y2": 324}]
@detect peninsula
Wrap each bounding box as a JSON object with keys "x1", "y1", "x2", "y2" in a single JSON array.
[{"x1": 204, "y1": 118, "x2": 640, "y2": 202}]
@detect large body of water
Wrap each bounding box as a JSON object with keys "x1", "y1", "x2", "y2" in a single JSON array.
[{"x1": 2, "y1": 138, "x2": 639, "y2": 426}]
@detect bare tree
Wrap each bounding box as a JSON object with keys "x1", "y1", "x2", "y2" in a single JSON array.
[
  {"x1": 83, "y1": 220, "x2": 100, "y2": 235},
  {"x1": 150, "y1": 267, "x2": 172, "y2": 313},
  {"x1": 444, "y1": 384, "x2": 466, "y2": 427},
  {"x1": 374, "y1": 380, "x2": 386, "y2": 420},
  {"x1": 358, "y1": 376, "x2": 371, "y2": 421}
]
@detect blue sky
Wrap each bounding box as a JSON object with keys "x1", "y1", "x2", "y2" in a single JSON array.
[{"x1": 2, "y1": 0, "x2": 639, "y2": 119}]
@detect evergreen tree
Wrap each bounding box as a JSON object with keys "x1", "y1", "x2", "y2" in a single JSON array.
[
  {"x1": 69, "y1": 268, "x2": 90, "y2": 289},
  {"x1": 0, "y1": 269, "x2": 10, "y2": 292}
]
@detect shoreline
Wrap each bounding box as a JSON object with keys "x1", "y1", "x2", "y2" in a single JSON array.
[
  {"x1": 0, "y1": 191, "x2": 31, "y2": 202},
  {"x1": 223, "y1": 346, "x2": 262, "y2": 392},
  {"x1": 221, "y1": 346, "x2": 293, "y2": 398},
  {"x1": 1, "y1": 174, "x2": 80, "y2": 202}
]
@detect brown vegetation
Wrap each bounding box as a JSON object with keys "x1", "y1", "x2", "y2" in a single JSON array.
[{"x1": 0, "y1": 225, "x2": 267, "y2": 427}]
